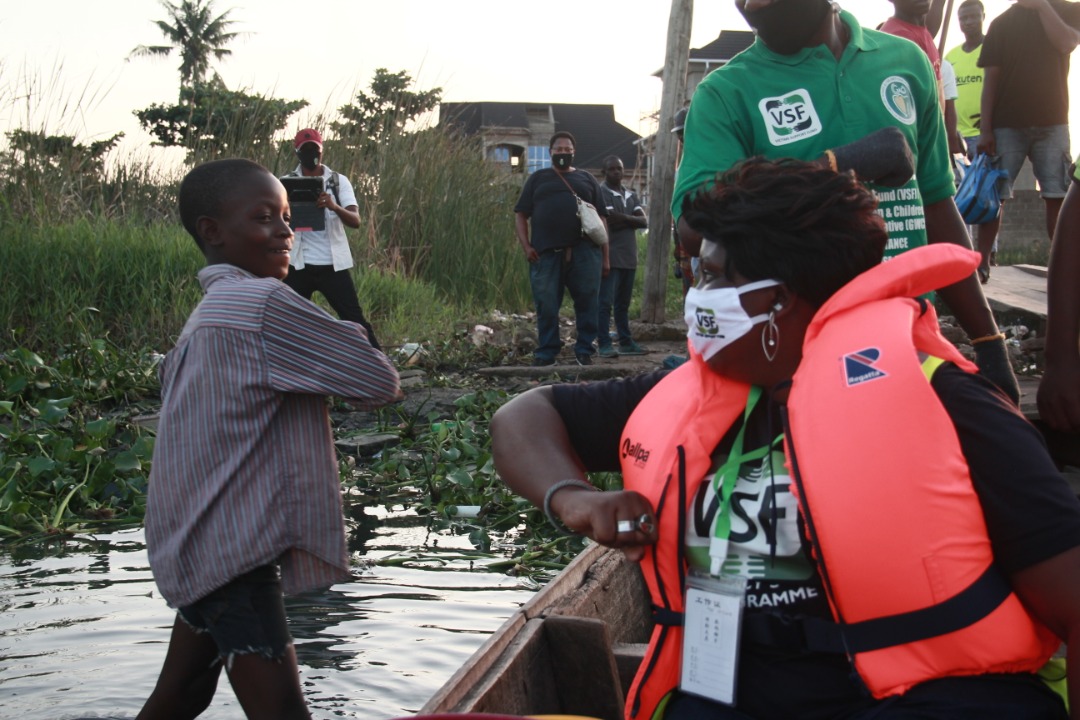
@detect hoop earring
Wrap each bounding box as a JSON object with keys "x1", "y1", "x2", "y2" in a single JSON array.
[{"x1": 762, "y1": 311, "x2": 779, "y2": 363}]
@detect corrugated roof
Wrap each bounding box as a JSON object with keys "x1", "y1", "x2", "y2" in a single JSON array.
[{"x1": 689, "y1": 30, "x2": 756, "y2": 63}]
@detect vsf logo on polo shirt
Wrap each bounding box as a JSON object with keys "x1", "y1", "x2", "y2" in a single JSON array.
[{"x1": 759, "y1": 89, "x2": 822, "y2": 146}]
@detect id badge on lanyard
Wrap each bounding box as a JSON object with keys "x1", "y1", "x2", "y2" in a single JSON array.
[
  {"x1": 681, "y1": 572, "x2": 747, "y2": 705},
  {"x1": 679, "y1": 386, "x2": 777, "y2": 706}
]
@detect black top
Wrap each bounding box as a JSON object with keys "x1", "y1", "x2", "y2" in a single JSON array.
[
  {"x1": 551, "y1": 364, "x2": 1080, "y2": 717},
  {"x1": 514, "y1": 168, "x2": 607, "y2": 253},
  {"x1": 979, "y1": 0, "x2": 1080, "y2": 128}
]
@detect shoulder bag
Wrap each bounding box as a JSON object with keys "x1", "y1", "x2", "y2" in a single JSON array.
[{"x1": 552, "y1": 168, "x2": 608, "y2": 246}]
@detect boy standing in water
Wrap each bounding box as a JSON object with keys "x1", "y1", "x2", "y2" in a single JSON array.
[{"x1": 138, "y1": 159, "x2": 400, "y2": 719}]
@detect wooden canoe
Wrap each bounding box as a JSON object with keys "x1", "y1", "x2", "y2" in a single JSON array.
[{"x1": 420, "y1": 542, "x2": 653, "y2": 720}]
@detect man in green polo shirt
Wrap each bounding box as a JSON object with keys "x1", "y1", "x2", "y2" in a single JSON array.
[{"x1": 673, "y1": 0, "x2": 1018, "y2": 403}]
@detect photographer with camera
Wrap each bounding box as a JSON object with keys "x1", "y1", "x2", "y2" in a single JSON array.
[{"x1": 282, "y1": 128, "x2": 381, "y2": 351}]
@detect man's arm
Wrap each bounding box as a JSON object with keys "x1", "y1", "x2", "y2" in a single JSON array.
[
  {"x1": 925, "y1": 198, "x2": 996, "y2": 337},
  {"x1": 320, "y1": 194, "x2": 360, "y2": 229},
  {"x1": 924, "y1": 198, "x2": 1020, "y2": 403},
  {"x1": 1037, "y1": 180, "x2": 1080, "y2": 432},
  {"x1": 942, "y1": 61, "x2": 964, "y2": 155},
  {"x1": 945, "y1": 99, "x2": 964, "y2": 155},
  {"x1": 515, "y1": 211, "x2": 538, "y2": 263},
  {"x1": 976, "y1": 65, "x2": 1000, "y2": 155},
  {"x1": 1017, "y1": 0, "x2": 1080, "y2": 53}
]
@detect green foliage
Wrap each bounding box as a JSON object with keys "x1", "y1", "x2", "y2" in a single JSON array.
[
  {"x1": 349, "y1": 126, "x2": 531, "y2": 311},
  {"x1": 351, "y1": 388, "x2": 618, "y2": 577},
  {"x1": 0, "y1": 128, "x2": 175, "y2": 224},
  {"x1": 1, "y1": 219, "x2": 204, "y2": 354},
  {"x1": 6, "y1": 128, "x2": 124, "y2": 176},
  {"x1": 135, "y1": 82, "x2": 308, "y2": 160},
  {"x1": 0, "y1": 342, "x2": 159, "y2": 539},
  {"x1": 332, "y1": 68, "x2": 443, "y2": 157},
  {"x1": 128, "y1": 0, "x2": 241, "y2": 93}
]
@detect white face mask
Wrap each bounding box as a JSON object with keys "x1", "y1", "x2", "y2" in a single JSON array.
[{"x1": 684, "y1": 279, "x2": 782, "y2": 361}]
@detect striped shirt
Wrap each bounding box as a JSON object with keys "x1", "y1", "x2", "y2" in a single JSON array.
[{"x1": 145, "y1": 263, "x2": 400, "y2": 608}]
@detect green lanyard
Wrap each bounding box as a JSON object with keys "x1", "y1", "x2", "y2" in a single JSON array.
[{"x1": 708, "y1": 385, "x2": 784, "y2": 577}]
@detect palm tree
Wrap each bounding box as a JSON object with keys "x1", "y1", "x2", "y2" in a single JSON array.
[{"x1": 128, "y1": 0, "x2": 240, "y2": 93}]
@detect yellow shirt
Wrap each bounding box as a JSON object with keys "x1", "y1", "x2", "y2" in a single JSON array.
[{"x1": 945, "y1": 43, "x2": 984, "y2": 138}]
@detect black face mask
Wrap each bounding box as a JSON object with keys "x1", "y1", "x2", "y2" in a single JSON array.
[
  {"x1": 297, "y1": 147, "x2": 321, "y2": 171},
  {"x1": 552, "y1": 152, "x2": 574, "y2": 170},
  {"x1": 741, "y1": 0, "x2": 833, "y2": 56}
]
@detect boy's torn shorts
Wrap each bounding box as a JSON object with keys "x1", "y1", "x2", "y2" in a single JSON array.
[{"x1": 177, "y1": 564, "x2": 292, "y2": 670}]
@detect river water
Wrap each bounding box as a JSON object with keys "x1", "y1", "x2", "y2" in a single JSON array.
[{"x1": 0, "y1": 509, "x2": 539, "y2": 719}]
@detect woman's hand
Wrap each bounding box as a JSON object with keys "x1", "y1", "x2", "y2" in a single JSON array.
[{"x1": 552, "y1": 487, "x2": 658, "y2": 561}]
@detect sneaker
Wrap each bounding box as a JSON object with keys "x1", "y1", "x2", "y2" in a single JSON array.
[
  {"x1": 575, "y1": 353, "x2": 593, "y2": 366},
  {"x1": 598, "y1": 346, "x2": 619, "y2": 359},
  {"x1": 618, "y1": 341, "x2": 647, "y2": 356},
  {"x1": 532, "y1": 356, "x2": 556, "y2": 367}
]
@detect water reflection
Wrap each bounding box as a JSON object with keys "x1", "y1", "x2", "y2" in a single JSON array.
[{"x1": 0, "y1": 515, "x2": 536, "y2": 719}]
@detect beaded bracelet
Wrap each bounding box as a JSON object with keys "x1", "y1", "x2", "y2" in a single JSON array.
[
  {"x1": 970, "y1": 332, "x2": 1007, "y2": 346},
  {"x1": 542, "y1": 479, "x2": 596, "y2": 533}
]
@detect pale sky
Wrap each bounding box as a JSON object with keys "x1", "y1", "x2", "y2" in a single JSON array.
[{"x1": 0, "y1": 0, "x2": 1064, "y2": 170}]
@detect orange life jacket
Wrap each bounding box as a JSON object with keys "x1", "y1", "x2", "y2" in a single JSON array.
[{"x1": 620, "y1": 245, "x2": 1059, "y2": 719}]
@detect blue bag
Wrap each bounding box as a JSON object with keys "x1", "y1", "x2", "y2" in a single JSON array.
[{"x1": 955, "y1": 153, "x2": 1008, "y2": 225}]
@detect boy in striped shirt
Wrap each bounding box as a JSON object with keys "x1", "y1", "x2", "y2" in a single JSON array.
[{"x1": 138, "y1": 159, "x2": 400, "y2": 719}]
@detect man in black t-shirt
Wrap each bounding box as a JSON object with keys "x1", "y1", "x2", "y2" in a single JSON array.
[
  {"x1": 977, "y1": 0, "x2": 1080, "y2": 276},
  {"x1": 514, "y1": 131, "x2": 609, "y2": 367}
]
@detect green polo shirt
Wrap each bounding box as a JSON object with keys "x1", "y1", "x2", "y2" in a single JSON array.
[
  {"x1": 673, "y1": 10, "x2": 953, "y2": 260},
  {"x1": 945, "y1": 43, "x2": 984, "y2": 138}
]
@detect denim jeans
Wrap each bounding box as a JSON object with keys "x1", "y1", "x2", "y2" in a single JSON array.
[
  {"x1": 598, "y1": 267, "x2": 636, "y2": 347},
  {"x1": 994, "y1": 125, "x2": 1071, "y2": 199},
  {"x1": 529, "y1": 244, "x2": 602, "y2": 359},
  {"x1": 177, "y1": 564, "x2": 292, "y2": 666}
]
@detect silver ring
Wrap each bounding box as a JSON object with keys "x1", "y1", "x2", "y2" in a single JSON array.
[
  {"x1": 637, "y1": 513, "x2": 655, "y2": 535},
  {"x1": 616, "y1": 520, "x2": 636, "y2": 533}
]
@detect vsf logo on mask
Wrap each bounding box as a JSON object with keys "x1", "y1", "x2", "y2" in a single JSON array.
[
  {"x1": 759, "y1": 89, "x2": 822, "y2": 146},
  {"x1": 695, "y1": 308, "x2": 720, "y2": 337}
]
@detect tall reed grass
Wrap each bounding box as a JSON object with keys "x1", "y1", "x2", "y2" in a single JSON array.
[{"x1": 2, "y1": 95, "x2": 533, "y2": 353}]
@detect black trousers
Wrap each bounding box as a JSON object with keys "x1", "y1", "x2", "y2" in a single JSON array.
[{"x1": 283, "y1": 265, "x2": 381, "y2": 351}]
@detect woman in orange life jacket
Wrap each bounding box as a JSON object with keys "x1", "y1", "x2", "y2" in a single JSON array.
[{"x1": 491, "y1": 157, "x2": 1080, "y2": 720}]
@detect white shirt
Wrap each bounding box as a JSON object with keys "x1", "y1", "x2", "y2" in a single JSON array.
[
  {"x1": 288, "y1": 164, "x2": 358, "y2": 271},
  {"x1": 941, "y1": 59, "x2": 959, "y2": 102}
]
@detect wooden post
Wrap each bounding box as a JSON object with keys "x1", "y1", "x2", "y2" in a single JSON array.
[
  {"x1": 640, "y1": 0, "x2": 693, "y2": 323},
  {"x1": 938, "y1": 0, "x2": 956, "y2": 55}
]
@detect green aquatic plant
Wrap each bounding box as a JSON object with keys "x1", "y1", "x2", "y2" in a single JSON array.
[{"x1": 0, "y1": 341, "x2": 158, "y2": 539}]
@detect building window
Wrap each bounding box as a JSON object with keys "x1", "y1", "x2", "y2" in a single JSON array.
[
  {"x1": 527, "y1": 146, "x2": 550, "y2": 174},
  {"x1": 487, "y1": 144, "x2": 526, "y2": 173}
]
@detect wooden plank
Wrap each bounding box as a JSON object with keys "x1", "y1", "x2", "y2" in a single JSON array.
[
  {"x1": 537, "y1": 545, "x2": 653, "y2": 646},
  {"x1": 544, "y1": 615, "x2": 626, "y2": 720},
  {"x1": 421, "y1": 611, "x2": 528, "y2": 713},
  {"x1": 421, "y1": 546, "x2": 653, "y2": 716},
  {"x1": 519, "y1": 542, "x2": 609, "y2": 620},
  {"x1": 455, "y1": 618, "x2": 561, "y2": 716},
  {"x1": 981, "y1": 265, "x2": 1048, "y2": 325}
]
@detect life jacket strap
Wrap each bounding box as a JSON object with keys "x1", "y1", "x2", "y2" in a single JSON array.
[
  {"x1": 742, "y1": 564, "x2": 1011, "y2": 655},
  {"x1": 651, "y1": 605, "x2": 684, "y2": 627}
]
